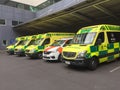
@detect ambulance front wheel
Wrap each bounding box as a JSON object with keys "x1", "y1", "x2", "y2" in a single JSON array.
[
  {"x1": 88, "y1": 57, "x2": 99, "y2": 70},
  {"x1": 38, "y1": 52, "x2": 43, "y2": 59},
  {"x1": 58, "y1": 54, "x2": 63, "y2": 62}
]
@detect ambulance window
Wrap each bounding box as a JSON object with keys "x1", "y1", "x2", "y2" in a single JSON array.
[
  {"x1": 28, "y1": 40, "x2": 35, "y2": 46},
  {"x1": 42, "y1": 38, "x2": 50, "y2": 45},
  {"x1": 114, "y1": 32, "x2": 120, "y2": 42},
  {"x1": 107, "y1": 32, "x2": 120, "y2": 43},
  {"x1": 95, "y1": 32, "x2": 104, "y2": 45}
]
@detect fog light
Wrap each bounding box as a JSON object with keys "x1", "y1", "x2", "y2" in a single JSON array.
[{"x1": 51, "y1": 56, "x2": 55, "y2": 59}]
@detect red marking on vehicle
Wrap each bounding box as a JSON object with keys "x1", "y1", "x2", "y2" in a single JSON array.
[
  {"x1": 44, "y1": 46, "x2": 55, "y2": 51},
  {"x1": 57, "y1": 47, "x2": 63, "y2": 53}
]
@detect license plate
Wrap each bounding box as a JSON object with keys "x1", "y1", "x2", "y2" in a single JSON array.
[{"x1": 65, "y1": 61, "x2": 70, "y2": 65}]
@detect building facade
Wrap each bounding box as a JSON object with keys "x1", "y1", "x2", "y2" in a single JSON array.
[{"x1": 0, "y1": 5, "x2": 35, "y2": 49}]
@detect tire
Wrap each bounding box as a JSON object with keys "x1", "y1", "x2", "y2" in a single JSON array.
[
  {"x1": 88, "y1": 57, "x2": 99, "y2": 70},
  {"x1": 58, "y1": 54, "x2": 63, "y2": 62},
  {"x1": 38, "y1": 52, "x2": 43, "y2": 59}
]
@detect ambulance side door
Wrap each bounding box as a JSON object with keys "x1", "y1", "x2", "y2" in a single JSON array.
[
  {"x1": 42, "y1": 38, "x2": 50, "y2": 48},
  {"x1": 95, "y1": 32, "x2": 108, "y2": 63}
]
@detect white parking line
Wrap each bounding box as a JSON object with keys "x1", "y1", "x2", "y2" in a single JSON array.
[{"x1": 110, "y1": 66, "x2": 120, "y2": 72}]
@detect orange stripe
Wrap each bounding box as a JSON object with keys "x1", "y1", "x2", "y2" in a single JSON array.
[
  {"x1": 44, "y1": 46, "x2": 55, "y2": 51},
  {"x1": 57, "y1": 47, "x2": 63, "y2": 53}
]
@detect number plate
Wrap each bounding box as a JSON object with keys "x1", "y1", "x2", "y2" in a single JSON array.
[{"x1": 65, "y1": 61, "x2": 70, "y2": 65}]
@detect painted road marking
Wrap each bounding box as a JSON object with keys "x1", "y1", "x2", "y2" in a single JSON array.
[{"x1": 110, "y1": 66, "x2": 120, "y2": 72}]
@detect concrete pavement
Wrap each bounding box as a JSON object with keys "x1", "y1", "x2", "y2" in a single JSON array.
[{"x1": 0, "y1": 53, "x2": 120, "y2": 90}]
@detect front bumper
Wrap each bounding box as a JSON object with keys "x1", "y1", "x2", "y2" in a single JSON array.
[
  {"x1": 43, "y1": 54, "x2": 59, "y2": 61},
  {"x1": 7, "y1": 50, "x2": 14, "y2": 54},
  {"x1": 15, "y1": 51, "x2": 25, "y2": 56},
  {"x1": 64, "y1": 58, "x2": 88, "y2": 66},
  {"x1": 43, "y1": 51, "x2": 60, "y2": 60},
  {"x1": 25, "y1": 52, "x2": 39, "y2": 58},
  {"x1": 43, "y1": 55, "x2": 58, "y2": 60}
]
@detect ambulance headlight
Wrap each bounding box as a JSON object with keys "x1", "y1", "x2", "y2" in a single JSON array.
[{"x1": 77, "y1": 50, "x2": 87, "y2": 58}]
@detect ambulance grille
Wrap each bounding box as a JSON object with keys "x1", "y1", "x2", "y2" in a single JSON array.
[{"x1": 63, "y1": 52, "x2": 76, "y2": 58}]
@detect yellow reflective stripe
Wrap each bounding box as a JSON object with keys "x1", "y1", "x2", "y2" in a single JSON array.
[
  {"x1": 99, "y1": 57, "x2": 108, "y2": 63},
  {"x1": 114, "y1": 43, "x2": 119, "y2": 48},
  {"x1": 114, "y1": 54, "x2": 119, "y2": 59},
  {"x1": 108, "y1": 49, "x2": 114, "y2": 53},
  {"x1": 91, "y1": 52, "x2": 99, "y2": 57}
]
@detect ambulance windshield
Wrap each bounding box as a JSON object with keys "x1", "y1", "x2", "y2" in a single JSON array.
[
  {"x1": 15, "y1": 40, "x2": 20, "y2": 46},
  {"x1": 27, "y1": 40, "x2": 36, "y2": 46},
  {"x1": 17, "y1": 40, "x2": 28, "y2": 45},
  {"x1": 72, "y1": 32, "x2": 96, "y2": 45},
  {"x1": 33, "y1": 38, "x2": 43, "y2": 45},
  {"x1": 51, "y1": 40, "x2": 65, "y2": 46},
  {"x1": 16, "y1": 40, "x2": 24, "y2": 45}
]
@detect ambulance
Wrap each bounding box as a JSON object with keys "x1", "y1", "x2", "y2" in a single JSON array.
[
  {"x1": 43, "y1": 38, "x2": 72, "y2": 61},
  {"x1": 25, "y1": 34, "x2": 43, "y2": 58},
  {"x1": 14, "y1": 35, "x2": 37, "y2": 56},
  {"x1": 25, "y1": 32, "x2": 74, "y2": 59},
  {"x1": 62, "y1": 24, "x2": 120, "y2": 70},
  {"x1": 6, "y1": 36, "x2": 26, "y2": 55}
]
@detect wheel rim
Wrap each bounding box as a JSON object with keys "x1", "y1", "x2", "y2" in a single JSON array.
[
  {"x1": 92, "y1": 60, "x2": 95, "y2": 65},
  {"x1": 38, "y1": 53, "x2": 42, "y2": 59},
  {"x1": 91, "y1": 60, "x2": 97, "y2": 69},
  {"x1": 88, "y1": 58, "x2": 98, "y2": 70}
]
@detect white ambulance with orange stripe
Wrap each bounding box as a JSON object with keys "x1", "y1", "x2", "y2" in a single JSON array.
[{"x1": 43, "y1": 38, "x2": 72, "y2": 61}]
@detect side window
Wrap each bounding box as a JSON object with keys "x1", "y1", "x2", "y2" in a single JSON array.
[
  {"x1": 42, "y1": 38, "x2": 50, "y2": 46},
  {"x1": 115, "y1": 32, "x2": 120, "y2": 42},
  {"x1": 107, "y1": 32, "x2": 120, "y2": 43},
  {"x1": 0, "y1": 19, "x2": 5, "y2": 25},
  {"x1": 95, "y1": 32, "x2": 104, "y2": 45}
]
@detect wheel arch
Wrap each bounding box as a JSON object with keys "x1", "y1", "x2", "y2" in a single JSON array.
[{"x1": 91, "y1": 55, "x2": 99, "y2": 64}]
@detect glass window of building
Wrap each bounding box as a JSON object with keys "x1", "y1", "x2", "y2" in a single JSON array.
[
  {"x1": 9, "y1": 0, "x2": 62, "y2": 12},
  {"x1": 12, "y1": 20, "x2": 18, "y2": 26},
  {"x1": 36, "y1": 0, "x2": 62, "y2": 10},
  {"x1": 0, "y1": 19, "x2": 6, "y2": 25},
  {"x1": 2, "y1": 40, "x2": 8, "y2": 46},
  {"x1": 18, "y1": 21, "x2": 23, "y2": 24}
]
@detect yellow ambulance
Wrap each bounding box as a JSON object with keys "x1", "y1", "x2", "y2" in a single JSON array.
[
  {"x1": 25, "y1": 32, "x2": 74, "y2": 59},
  {"x1": 14, "y1": 35, "x2": 37, "y2": 56},
  {"x1": 62, "y1": 24, "x2": 120, "y2": 70},
  {"x1": 6, "y1": 36, "x2": 26, "y2": 55}
]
